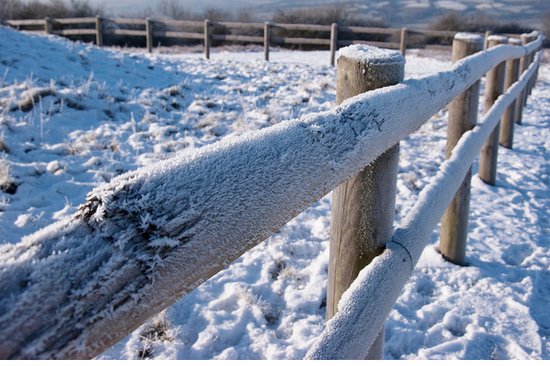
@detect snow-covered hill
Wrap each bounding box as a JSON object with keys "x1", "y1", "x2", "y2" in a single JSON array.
[{"x1": 0, "y1": 27, "x2": 548, "y2": 359}]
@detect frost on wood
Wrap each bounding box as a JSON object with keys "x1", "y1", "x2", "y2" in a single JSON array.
[
  {"x1": 306, "y1": 241, "x2": 413, "y2": 359},
  {"x1": 306, "y1": 49, "x2": 543, "y2": 360},
  {"x1": 454, "y1": 33, "x2": 484, "y2": 45},
  {"x1": 487, "y1": 35, "x2": 509, "y2": 44},
  {"x1": 0, "y1": 33, "x2": 543, "y2": 359},
  {"x1": 337, "y1": 45, "x2": 405, "y2": 66}
]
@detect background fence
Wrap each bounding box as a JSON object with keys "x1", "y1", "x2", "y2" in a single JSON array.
[
  {"x1": 3, "y1": 16, "x2": 528, "y2": 65},
  {"x1": 0, "y1": 24, "x2": 544, "y2": 359}
]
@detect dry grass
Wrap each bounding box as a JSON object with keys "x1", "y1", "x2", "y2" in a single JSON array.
[
  {"x1": 0, "y1": 136, "x2": 8, "y2": 153},
  {"x1": 0, "y1": 159, "x2": 16, "y2": 194},
  {"x1": 135, "y1": 312, "x2": 175, "y2": 360}
]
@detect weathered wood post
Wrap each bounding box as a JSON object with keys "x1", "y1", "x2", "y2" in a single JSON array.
[
  {"x1": 204, "y1": 19, "x2": 211, "y2": 60},
  {"x1": 44, "y1": 17, "x2": 52, "y2": 34},
  {"x1": 479, "y1": 35, "x2": 507, "y2": 186},
  {"x1": 522, "y1": 34, "x2": 537, "y2": 105},
  {"x1": 499, "y1": 38, "x2": 521, "y2": 149},
  {"x1": 264, "y1": 21, "x2": 271, "y2": 61},
  {"x1": 95, "y1": 15, "x2": 103, "y2": 47},
  {"x1": 330, "y1": 23, "x2": 338, "y2": 67},
  {"x1": 145, "y1": 18, "x2": 153, "y2": 53},
  {"x1": 531, "y1": 33, "x2": 541, "y2": 93},
  {"x1": 327, "y1": 45, "x2": 405, "y2": 359},
  {"x1": 533, "y1": 32, "x2": 542, "y2": 89},
  {"x1": 525, "y1": 33, "x2": 538, "y2": 97},
  {"x1": 399, "y1": 27, "x2": 408, "y2": 56},
  {"x1": 439, "y1": 33, "x2": 483, "y2": 265},
  {"x1": 514, "y1": 34, "x2": 532, "y2": 124},
  {"x1": 483, "y1": 30, "x2": 491, "y2": 49}
]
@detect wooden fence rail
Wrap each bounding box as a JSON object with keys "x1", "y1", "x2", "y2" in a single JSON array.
[
  {"x1": 3, "y1": 16, "x2": 500, "y2": 64},
  {"x1": 0, "y1": 29, "x2": 543, "y2": 359}
]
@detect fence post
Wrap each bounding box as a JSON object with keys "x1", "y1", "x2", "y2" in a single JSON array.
[
  {"x1": 439, "y1": 33, "x2": 483, "y2": 265},
  {"x1": 146, "y1": 17, "x2": 153, "y2": 53},
  {"x1": 483, "y1": 30, "x2": 491, "y2": 49},
  {"x1": 514, "y1": 34, "x2": 531, "y2": 124},
  {"x1": 499, "y1": 38, "x2": 521, "y2": 149},
  {"x1": 44, "y1": 17, "x2": 52, "y2": 34},
  {"x1": 327, "y1": 46, "x2": 405, "y2": 359},
  {"x1": 330, "y1": 23, "x2": 338, "y2": 67},
  {"x1": 522, "y1": 34, "x2": 536, "y2": 104},
  {"x1": 264, "y1": 21, "x2": 271, "y2": 61},
  {"x1": 204, "y1": 19, "x2": 211, "y2": 60},
  {"x1": 479, "y1": 35, "x2": 507, "y2": 186},
  {"x1": 533, "y1": 32, "x2": 542, "y2": 89},
  {"x1": 524, "y1": 34, "x2": 537, "y2": 98},
  {"x1": 400, "y1": 27, "x2": 408, "y2": 56},
  {"x1": 95, "y1": 15, "x2": 103, "y2": 47}
]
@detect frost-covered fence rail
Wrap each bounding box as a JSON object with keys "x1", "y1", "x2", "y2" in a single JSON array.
[
  {"x1": 4, "y1": 16, "x2": 492, "y2": 64},
  {"x1": 0, "y1": 32, "x2": 543, "y2": 359}
]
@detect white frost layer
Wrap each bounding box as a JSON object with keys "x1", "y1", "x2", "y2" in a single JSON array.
[
  {"x1": 337, "y1": 45, "x2": 405, "y2": 65},
  {"x1": 487, "y1": 35, "x2": 509, "y2": 44},
  {"x1": 305, "y1": 49, "x2": 543, "y2": 360},
  {"x1": 454, "y1": 33, "x2": 484, "y2": 44}
]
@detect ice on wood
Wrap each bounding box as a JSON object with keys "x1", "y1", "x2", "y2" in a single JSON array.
[{"x1": 337, "y1": 44, "x2": 405, "y2": 66}]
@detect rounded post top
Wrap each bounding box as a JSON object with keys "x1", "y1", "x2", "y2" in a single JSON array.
[
  {"x1": 521, "y1": 32, "x2": 537, "y2": 43},
  {"x1": 337, "y1": 45, "x2": 405, "y2": 66},
  {"x1": 487, "y1": 35, "x2": 508, "y2": 44},
  {"x1": 454, "y1": 32, "x2": 484, "y2": 45}
]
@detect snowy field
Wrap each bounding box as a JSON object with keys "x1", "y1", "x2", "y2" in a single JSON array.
[{"x1": 0, "y1": 26, "x2": 548, "y2": 360}]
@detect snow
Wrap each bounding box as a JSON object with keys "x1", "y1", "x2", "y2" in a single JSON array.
[
  {"x1": 337, "y1": 45, "x2": 405, "y2": 66},
  {"x1": 0, "y1": 26, "x2": 548, "y2": 360}
]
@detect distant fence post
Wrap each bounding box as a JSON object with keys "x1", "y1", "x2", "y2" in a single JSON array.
[
  {"x1": 146, "y1": 17, "x2": 153, "y2": 53},
  {"x1": 514, "y1": 34, "x2": 532, "y2": 124},
  {"x1": 479, "y1": 35, "x2": 507, "y2": 186},
  {"x1": 327, "y1": 46, "x2": 405, "y2": 359},
  {"x1": 483, "y1": 30, "x2": 491, "y2": 49},
  {"x1": 399, "y1": 27, "x2": 407, "y2": 56},
  {"x1": 439, "y1": 33, "x2": 483, "y2": 265},
  {"x1": 499, "y1": 38, "x2": 521, "y2": 149},
  {"x1": 44, "y1": 17, "x2": 52, "y2": 34},
  {"x1": 523, "y1": 33, "x2": 537, "y2": 100},
  {"x1": 95, "y1": 15, "x2": 103, "y2": 47},
  {"x1": 330, "y1": 23, "x2": 338, "y2": 66},
  {"x1": 264, "y1": 21, "x2": 271, "y2": 61},
  {"x1": 532, "y1": 32, "x2": 542, "y2": 91},
  {"x1": 204, "y1": 19, "x2": 211, "y2": 60}
]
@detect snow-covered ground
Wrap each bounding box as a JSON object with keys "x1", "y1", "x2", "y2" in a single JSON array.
[{"x1": 0, "y1": 26, "x2": 548, "y2": 360}]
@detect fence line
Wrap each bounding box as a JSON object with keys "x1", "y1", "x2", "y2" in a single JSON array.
[
  {"x1": 3, "y1": 16, "x2": 495, "y2": 64},
  {"x1": 306, "y1": 39, "x2": 543, "y2": 360},
  {"x1": 0, "y1": 29, "x2": 543, "y2": 359}
]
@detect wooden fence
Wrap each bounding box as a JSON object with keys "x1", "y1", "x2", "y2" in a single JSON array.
[
  {"x1": 0, "y1": 29, "x2": 543, "y2": 359},
  {"x1": 3, "y1": 16, "x2": 512, "y2": 65}
]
